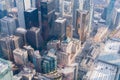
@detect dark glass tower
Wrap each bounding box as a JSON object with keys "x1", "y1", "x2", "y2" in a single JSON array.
[
  {"x1": 24, "y1": 8, "x2": 39, "y2": 29},
  {"x1": 41, "y1": 0, "x2": 55, "y2": 40}
]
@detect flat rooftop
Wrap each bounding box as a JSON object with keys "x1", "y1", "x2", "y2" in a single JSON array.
[
  {"x1": 25, "y1": 8, "x2": 37, "y2": 12},
  {"x1": 98, "y1": 38, "x2": 120, "y2": 66},
  {"x1": 85, "y1": 61, "x2": 118, "y2": 80},
  {"x1": 0, "y1": 58, "x2": 9, "y2": 74}
]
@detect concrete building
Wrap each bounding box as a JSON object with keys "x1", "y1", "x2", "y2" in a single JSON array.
[
  {"x1": 15, "y1": 27, "x2": 27, "y2": 45},
  {"x1": 0, "y1": 16, "x2": 16, "y2": 35},
  {"x1": 57, "y1": 51, "x2": 71, "y2": 66},
  {"x1": 113, "y1": 8, "x2": 120, "y2": 28},
  {"x1": 13, "y1": 48, "x2": 28, "y2": 65},
  {"x1": 0, "y1": 35, "x2": 23, "y2": 60},
  {"x1": 66, "y1": 25, "x2": 73, "y2": 38},
  {"x1": 23, "y1": 45, "x2": 34, "y2": 62},
  {"x1": 33, "y1": 50, "x2": 41, "y2": 72},
  {"x1": 0, "y1": 58, "x2": 13, "y2": 80},
  {"x1": 47, "y1": 40, "x2": 60, "y2": 50},
  {"x1": 76, "y1": 10, "x2": 89, "y2": 44},
  {"x1": 26, "y1": 27, "x2": 43, "y2": 50},
  {"x1": 16, "y1": 0, "x2": 25, "y2": 28},
  {"x1": 54, "y1": 17, "x2": 66, "y2": 39},
  {"x1": 60, "y1": 38, "x2": 73, "y2": 53}
]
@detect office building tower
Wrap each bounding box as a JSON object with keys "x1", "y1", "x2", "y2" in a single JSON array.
[
  {"x1": 114, "y1": 8, "x2": 120, "y2": 28},
  {"x1": 0, "y1": 0, "x2": 7, "y2": 19},
  {"x1": 24, "y1": 0, "x2": 31, "y2": 10},
  {"x1": 57, "y1": 51, "x2": 71, "y2": 66},
  {"x1": 41, "y1": 0, "x2": 55, "y2": 40},
  {"x1": 66, "y1": 25, "x2": 73, "y2": 38},
  {"x1": 0, "y1": 36, "x2": 23, "y2": 60},
  {"x1": 60, "y1": 38, "x2": 73, "y2": 53},
  {"x1": 55, "y1": 0, "x2": 61, "y2": 12},
  {"x1": 26, "y1": 27, "x2": 43, "y2": 50},
  {"x1": 41, "y1": 56, "x2": 57, "y2": 74},
  {"x1": 106, "y1": 0, "x2": 116, "y2": 27},
  {"x1": 13, "y1": 48, "x2": 28, "y2": 65},
  {"x1": 24, "y1": 8, "x2": 39, "y2": 29},
  {"x1": 73, "y1": 0, "x2": 84, "y2": 28},
  {"x1": 15, "y1": 28, "x2": 27, "y2": 45},
  {"x1": 5, "y1": 0, "x2": 13, "y2": 12},
  {"x1": 83, "y1": 0, "x2": 94, "y2": 36},
  {"x1": 16, "y1": 0, "x2": 25, "y2": 28},
  {"x1": 47, "y1": 40, "x2": 60, "y2": 50},
  {"x1": 76, "y1": 10, "x2": 89, "y2": 44},
  {"x1": 0, "y1": 58, "x2": 13, "y2": 80},
  {"x1": 33, "y1": 50, "x2": 41, "y2": 72},
  {"x1": 61, "y1": 0, "x2": 74, "y2": 25},
  {"x1": 0, "y1": 16, "x2": 16, "y2": 35},
  {"x1": 23, "y1": 45, "x2": 34, "y2": 62},
  {"x1": 54, "y1": 17, "x2": 66, "y2": 39}
]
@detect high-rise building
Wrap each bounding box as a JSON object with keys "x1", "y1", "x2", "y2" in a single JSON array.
[
  {"x1": 13, "y1": 48, "x2": 28, "y2": 65},
  {"x1": 15, "y1": 28, "x2": 27, "y2": 45},
  {"x1": 113, "y1": 8, "x2": 120, "y2": 28},
  {"x1": 16, "y1": 0, "x2": 25, "y2": 28},
  {"x1": 73, "y1": 0, "x2": 84, "y2": 28},
  {"x1": 24, "y1": 8, "x2": 39, "y2": 29},
  {"x1": 0, "y1": 35, "x2": 23, "y2": 60},
  {"x1": 0, "y1": 58, "x2": 13, "y2": 80},
  {"x1": 62, "y1": 0, "x2": 74, "y2": 25},
  {"x1": 106, "y1": 0, "x2": 116, "y2": 27},
  {"x1": 54, "y1": 17, "x2": 66, "y2": 39},
  {"x1": 41, "y1": 0, "x2": 55, "y2": 40},
  {"x1": 83, "y1": 0, "x2": 94, "y2": 36},
  {"x1": 0, "y1": 0, "x2": 7, "y2": 19},
  {"x1": 41, "y1": 56, "x2": 57, "y2": 74},
  {"x1": 33, "y1": 50, "x2": 41, "y2": 72},
  {"x1": 0, "y1": 16, "x2": 16, "y2": 35},
  {"x1": 23, "y1": 0, "x2": 31, "y2": 10},
  {"x1": 23, "y1": 45, "x2": 34, "y2": 62},
  {"x1": 76, "y1": 10, "x2": 89, "y2": 44},
  {"x1": 26, "y1": 27, "x2": 43, "y2": 50},
  {"x1": 66, "y1": 25, "x2": 73, "y2": 38}
]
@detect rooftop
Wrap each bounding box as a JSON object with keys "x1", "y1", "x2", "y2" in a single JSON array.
[
  {"x1": 85, "y1": 61, "x2": 118, "y2": 80},
  {"x1": 0, "y1": 58, "x2": 11, "y2": 74},
  {"x1": 55, "y1": 17, "x2": 66, "y2": 23},
  {"x1": 25, "y1": 8, "x2": 37, "y2": 12},
  {"x1": 98, "y1": 39, "x2": 120, "y2": 66}
]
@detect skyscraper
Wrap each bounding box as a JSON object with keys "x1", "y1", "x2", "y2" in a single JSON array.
[
  {"x1": 24, "y1": 8, "x2": 39, "y2": 29},
  {"x1": 16, "y1": 0, "x2": 25, "y2": 28},
  {"x1": 23, "y1": 0, "x2": 31, "y2": 10},
  {"x1": 0, "y1": 16, "x2": 16, "y2": 35},
  {"x1": 76, "y1": 10, "x2": 89, "y2": 44},
  {"x1": 41, "y1": 0, "x2": 55, "y2": 40},
  {"x1": 83, "y1": 0, "x2": 94, "y2": 36},
  {"x1": 0, "y1": 35, "x2": 24, "y2": 60},
  {"x1": 41, "y1": 56, "x2": 57, "y2": 74},
  {"x1": 15, "y1": 28, "x2": 27, "y2": 45},
  {"x1": 106, "y1": 0, "x2": 116, "y2": 28},
  {"x1": 54, "y1": 17, "x2": 66, "y2": 39},
  {"x1": 26, "y1": 27, "x2": 43, "y2": 50},
  {"x1": 33, "y1": 50, "x2": 41, "y2": 72},
  {"x1": 62, "y1": 0, "x2": 74, "y2": 25}
]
